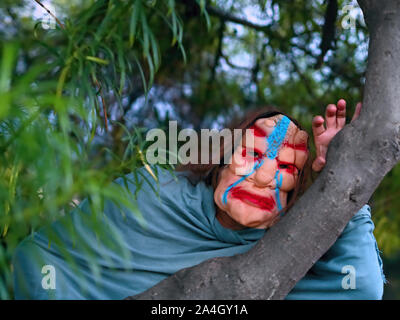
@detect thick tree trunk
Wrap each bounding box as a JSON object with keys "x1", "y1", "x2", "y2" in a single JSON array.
[{"x1": 127, "y1": 0, "x2": 400, "y2": 300}]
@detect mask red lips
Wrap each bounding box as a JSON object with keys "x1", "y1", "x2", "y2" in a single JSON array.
[{"x1": 230, "y1": 186, "x2": 276, "y2": 211}]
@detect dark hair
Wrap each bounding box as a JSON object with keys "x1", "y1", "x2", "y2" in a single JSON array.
[{"x1": 177, "y1": 106, "x2": 312, "y2": 215}]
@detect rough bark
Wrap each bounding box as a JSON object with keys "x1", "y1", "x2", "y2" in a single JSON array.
[{"x1": 127, "y1": 0, "x2": 400, "y2": 300}]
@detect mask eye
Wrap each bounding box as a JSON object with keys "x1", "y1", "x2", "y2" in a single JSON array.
[
  {"x1": 277, "y1": 161, "x2": 298, "y2": 174},
  {"x1": 248, "y1": 150, "x2": 261, "y2": 159},
  {"x1": 241, "y1": 148, "x2": 263, "y2": 160}
]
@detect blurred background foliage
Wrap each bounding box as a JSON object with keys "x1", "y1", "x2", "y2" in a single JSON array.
[{"x1": 0, "y1": 0, "x2": 399, "y2": 299}]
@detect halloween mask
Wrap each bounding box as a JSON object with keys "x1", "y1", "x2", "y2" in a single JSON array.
[{"x1": 214, "y1": 115, "x2": 309, "y2": 229}]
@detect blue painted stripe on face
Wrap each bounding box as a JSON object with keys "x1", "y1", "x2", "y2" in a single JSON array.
[
  {"x1": 266, "y1": 116, "x2": 291, "y2": 159},
  {"x1": 274, "y1": 170, "x2": 283, "y2": 212},
  {"x1": 221, "y1": 115, "x2": 291, "y2": 207},
  {"x1": 222, "y1": 159, "x2": 264, "y2": 205}
]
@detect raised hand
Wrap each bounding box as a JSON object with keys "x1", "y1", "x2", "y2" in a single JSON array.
[{"x1": 311, "y1": 99, "x2": 362, "y2": 172}]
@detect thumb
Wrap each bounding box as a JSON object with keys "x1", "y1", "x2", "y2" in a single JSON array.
[{"x1": 312, "y1": 156, "x2": 326, "y2": 172}]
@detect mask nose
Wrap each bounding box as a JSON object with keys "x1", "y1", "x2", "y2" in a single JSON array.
[{"x1": 247, "y1": 158, "x2": 277, "y2": 188}]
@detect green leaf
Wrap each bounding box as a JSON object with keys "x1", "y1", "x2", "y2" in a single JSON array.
[
  {"x1": 0, "y1": 43, "x2": 18, "y2": 119},
  {"x1": 141, "y1": 10, "x2": 150, "y2": 58},
  {"x1": 85, "y1": 56, "x2": 110, "y2": 65},
  {"x1": 129, "y1": 0, "x2": 142, "y2": 47}
]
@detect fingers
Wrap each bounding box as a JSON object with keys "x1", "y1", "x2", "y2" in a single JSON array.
[
  {"x1": 314, "y1": 99, "x2": 345, "y2": 134},
  {"x1": 351, "y1": 102, "x2": 362, "y2": 122},
  {"x1": 321, "y1": 99, "x2": 347, "y2": 129},
  {"x1": 321, "y1": 99, "x2": 361, "y2": 127},
  {"x1": 312, "y1": 115, "x2": 325, "y2": 137},
  {"x1": 336, "y1": 99, "x2": 346, "y2": 128},
  {"x1": 312, "y1": 156, "x2": 326, "y2": 172},
  {"x1": 311, "y1": 98, "x2": 359, "y2": 173},
  {"x1": 325, "y1": 104, "x2": 337, "y2": 129}
]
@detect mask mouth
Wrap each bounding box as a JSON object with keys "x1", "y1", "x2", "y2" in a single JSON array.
[{"x1": 229, "y1": 186, "x2": 276, "y2": 211}]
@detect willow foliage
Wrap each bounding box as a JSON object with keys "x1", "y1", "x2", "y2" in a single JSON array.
[{"x1": 0, "y1": 0, "x2": 209, "y2": 299}]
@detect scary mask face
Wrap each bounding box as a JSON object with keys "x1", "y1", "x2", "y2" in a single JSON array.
[{"x1": 214, "y1": 115, "x2": 309, "y2": 229}]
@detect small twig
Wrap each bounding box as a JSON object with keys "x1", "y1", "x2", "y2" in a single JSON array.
[
  {"x1": 94, "y1": 79, "x2": 109, "y2": 132},
  {"x1": 205, "y1": 3, "x2": 271, "y2": 33},
  {"x1": 33, "y1": 0, "x2": 65, "y2": 29},
  {"x1": 221, "y1": 54, "x2": 252, "y2": 72},
  {"x1": 209, "y1": 19, "x2": 225, "y2": 84}
]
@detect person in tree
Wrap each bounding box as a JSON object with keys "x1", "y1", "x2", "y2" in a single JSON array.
[{"x1": 13, "y1": 99, "x2": 385, "y2": 299}]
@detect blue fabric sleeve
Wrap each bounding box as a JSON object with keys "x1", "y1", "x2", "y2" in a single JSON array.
[{"x1": 286, "y1": 205, "x2": 385, "y2": 300}]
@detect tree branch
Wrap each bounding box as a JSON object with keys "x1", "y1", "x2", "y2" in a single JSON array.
[
  {"x1": 221, "y1": 54, "x2": 252, "y2": 72},
  {"x1": 183, "y1": 0, "x2": 274, "y2": 33},
  {"x1": 205, "y1": 4, "x2": 273, "y2": 32},
  {"x1": 315, "y1": 0, "x2": 338, "y2": 68}
]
